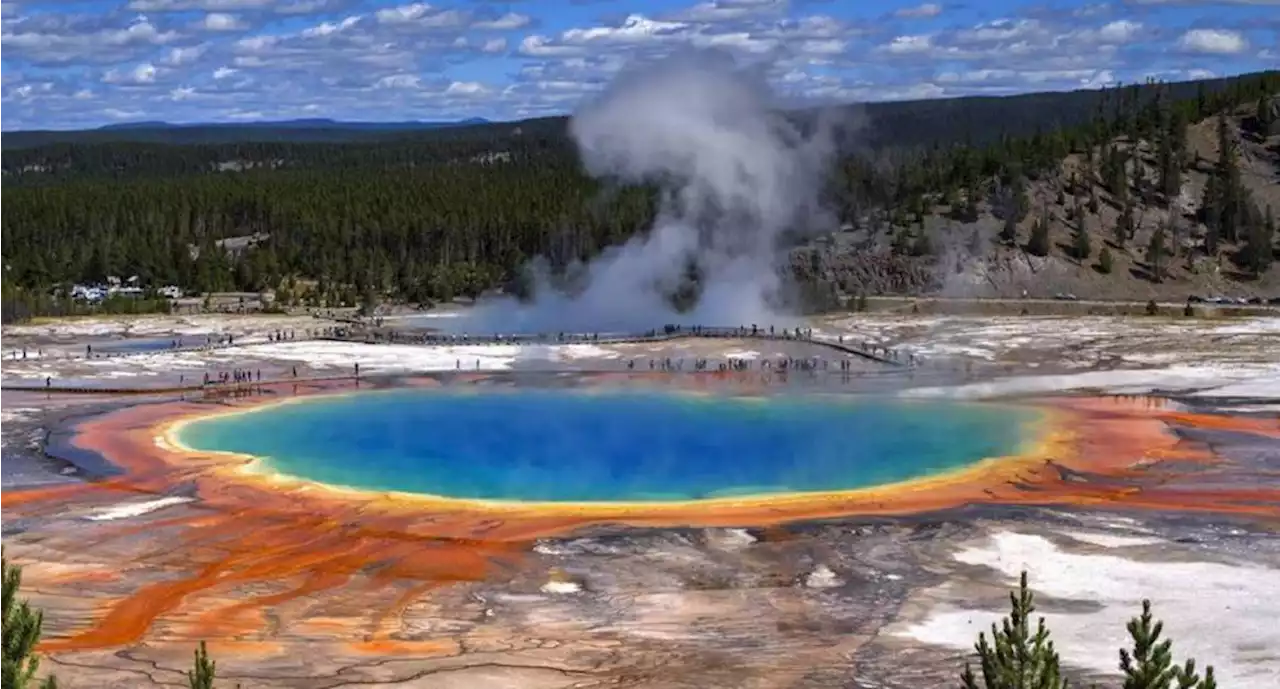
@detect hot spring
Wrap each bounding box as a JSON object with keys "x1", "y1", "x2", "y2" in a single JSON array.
[{"x1": 175, "y1": 388, "x2": 1041, "y2": 503}]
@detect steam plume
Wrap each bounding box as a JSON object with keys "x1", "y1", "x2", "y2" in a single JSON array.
[{"x1": 456, "y1": 50, "x2": 842, "y2": 334}]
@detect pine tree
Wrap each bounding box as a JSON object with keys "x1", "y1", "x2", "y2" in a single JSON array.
[
  {"x1": 1215, "y1": 114, "x2": 1242, "y2": 243},
  {"x1": 1115, "y1": 202, "x2": 1134, "y2": 249},
  {"x1": 1147, "y1": 226, "x2": 1167, "y2": 282},
  {"x1": 188, "y1": 641, "x2": 216, "y2": 689},
  {"x1": 911, "y1": 230, "x2": 935, "y2": 257},
  {"x1": 1257, "y1": 93, "x2": 1275, "y2": 136},
  {"x1": 1202, "y1": 175, "x2": 1221, "y2": 256},
  {"x1": 1243, "y1": 206, "x2": 1275, "y2": 277},
  {"x1": 1027, "y1": 214, "x2": 1051, "y2": 257},
  {"x1": 999, "y1": 212, "x2": 1019, "y2": 246},
  {"x1": 960, "y1": 571, "x2": 1066, "y2": 689},
  {"x1": 1158, "y1": 136, "x2": 1180, "y2": 205},
  {"x1": 1121, "y1": 600, "x2": 1217, "y2": 689},
  {"x1": 963, "y1": 184, "x2": 982, "y2": 223},
  {"x1": 891, "y1": 227, "x2": 913, "y2": 255},
  {"x1": 1073, "y1": 220, "x2": 1092, "y2": 261},
  {"x1": 2, "y1": 557, "x2": 58, "y2": 689},
  {"x1": 1120, "y1": 600, "x2": 1178, "y2": 689},
  {"x1": 1011, "y1": 174, "x2": 1030, "y2": 223},
  {"x1": 1099, "y1": 246, "x2": 1114, "y2": 274}
]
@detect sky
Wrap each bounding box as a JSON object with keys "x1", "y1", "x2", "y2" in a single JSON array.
[{"x1": 1, "y1": 0, "x2": 1277, "y2": 131}]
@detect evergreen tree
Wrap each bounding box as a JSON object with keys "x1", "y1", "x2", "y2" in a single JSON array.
[
  {"x1": 1115, "y1": 202, "x2": 1134, "y2": 249},
  {"x1": 1106, "y1": 145, "x2": 1129, "y2": 203},
  {"x1": 1214, "y1": 114, "x2": 1242, "y2": 243},
  {"x1": 963, "y1": 184, "x2": 982, "y2": 223},
  {"x1": 999, "y1": 212, "x2": 1019, "y2": 246},
  {"x1": 960, "y1": 571, "x2": 1066, "y2": 689},
  {"x1": 1242, "y1": 206, "x2": 1275, "y2": 277},
  {"x1": 1120, "y1": 600, "x2": 1179, "y2": 689},
  {"x1": 1027, "y1": 213, "x2": 1051, "y2": 257},
  {"x1": 1158, "y1": 136, "x2": 1181, "y2": 205},
  {"x1": 1003, "y1": 151, "x2": 1029, "y2": 227},
  {"x1": 188, "y1": 642, "x2": 216, "y2": 689},
  {"x1": 3, "y1": 558, "x2": 58, "y2": 689},
  {"x1": 1257, "y1": 93, "x2": 1275, "y2": 136},
  {"x1": 1147, "y1": 226, "x2": 1167, "y2": 282},
  {"x1": 911, "y1": 229, "x2": 935, "y2": 257},
  {"x1": 1072, "y1": 218, "x2": 1092, "y2": 261},
  {"x1": 1099, "y1": 246, "x2": 1114, "y2": 274},
  {"x1": 1121, "y1": 600, "x2": 1216, "y2": 689},
  {"x1": 1202, "y1": 175, "x2": 1221, "y2": 256},
  {"x1": 891, "y1": 227, "x2": 913, "y2": 255}
]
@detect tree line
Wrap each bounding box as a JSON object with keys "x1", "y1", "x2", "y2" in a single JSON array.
[
  {"x1": 2, "y1": 556, "x2": 1221, "y2": 689},
  {"x1": 1, "y1": 71, "x2": 1275, "y2": 322}
]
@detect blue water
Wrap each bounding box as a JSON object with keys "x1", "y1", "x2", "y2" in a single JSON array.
[{"x1": 177, "y1": 388, "x2": 1038, "y2": 503}]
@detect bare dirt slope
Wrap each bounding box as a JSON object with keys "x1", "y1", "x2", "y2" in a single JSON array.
[{"x1": 798, "y1": 96, "x2": 1280, "y2": 302}]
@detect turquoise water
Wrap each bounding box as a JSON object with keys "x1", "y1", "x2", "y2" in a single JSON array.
[{"x1": 177, "y1": 388, "x2": 1038, "y2": 503}]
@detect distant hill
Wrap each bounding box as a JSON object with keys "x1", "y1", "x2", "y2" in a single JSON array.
[
  {"x1": 3, "y1": 74, "x2": 1268, "y2": 151},
  {"x1": 99, "y1": 117, "x2": 490, "y2": 131},
  {"x1": 4, "y1": 117, "x2": 492, "y2": 148}
]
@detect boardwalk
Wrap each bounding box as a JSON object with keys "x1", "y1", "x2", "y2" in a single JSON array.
[
  {"x1": 324, "y1": 325, "x2": 916, "y2": 367},
  {"x1": 1, "y1": 327, "x2": 929, "y2": 396}
]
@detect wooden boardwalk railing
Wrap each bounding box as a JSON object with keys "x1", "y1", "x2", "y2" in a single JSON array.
[{"x1": 3, "y1": 327, "x2": 922, "y2": 395}]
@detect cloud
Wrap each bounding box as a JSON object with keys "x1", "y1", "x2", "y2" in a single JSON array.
[
  {"x1": 1, "y1": 0, "x2": 1275, "y2": 130},
  {"x1": 1, "y1": 15, "x2": 180, "y2": 65},
  {"x1": 1126, "y1": 0, "x2": 1280, "y2": 5},
  {"x1": 196, "y1": 12, "x2": 249, "y2": 31},
  {"x1": 523, "y1": 10, "x2": 858, "y2": 62},
  {"x1": 881, "y1": 34, "x2": 933, "y2": 54},
  {"x1": 128, "y1": 0, "x2": 275, "y2": 10},
  {"x1": 161, "y1": 44, "x2": 208, "y2": 66},
  {"x1": 894, "y1": 3, "x2": 943, "y2": 19},
  {"x1": 103, "y1": 62, "x2": 161, "y2": 85},
  {"x1": 1177, "y1": 28, "x2": 1249, "y2": 54},
  {"x1": 128, "y1": 0, "x2": 350, "y2": 14},
  {"x1": 665, "y1": 0, "x2": 787, "y2": 22},
  {"x1": 445, "y1": 80, "x2": 491, "y2": 96},
  {"x1": 472, "y1": 12, "x2": 531, "y2": 31}
]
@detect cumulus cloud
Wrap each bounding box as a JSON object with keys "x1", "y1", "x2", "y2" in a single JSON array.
[
  {"x1": 103, "y1": 62, "x2": 160, "y2": 85},
  {"x1": 1177, "y1": 28, "x2": 1249, "y2": 54},
  {"x1": 1, "y1": 15, "x2": 179, "y2": 65},
  {"x1": 666, "y1": 0, "x2": 787, "y2": 22},
  {"x1": 1, "y1": 0, "x2": 1275, "y2": 130},
  {"x1": 895, "y1": 3, "x2": 943, "y2": 18},
  {"x1": 128, "y1": 0, "x2": 348, "y2": 12},
  {"x1": 196, "y1": 12, "x2": 249, "y2": 31}
]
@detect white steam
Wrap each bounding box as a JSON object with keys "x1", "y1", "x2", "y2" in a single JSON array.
[{"x1": 456, "y1": 51, "x2": 842, "y2": 334}]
